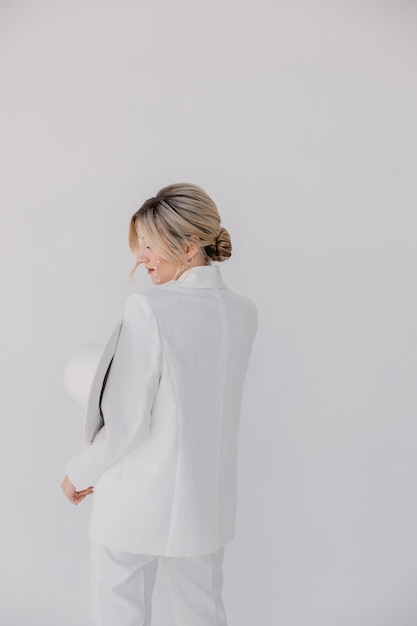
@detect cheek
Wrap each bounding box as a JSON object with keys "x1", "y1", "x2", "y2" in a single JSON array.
[
  {"x1": 160, "y1": 260, "x2": 178, "y2": 279},
  {"x1": 149, "y1": 254, "x2": 162, "y2": 269}
]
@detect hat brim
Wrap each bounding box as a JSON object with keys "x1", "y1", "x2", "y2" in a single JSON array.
[{"x1": 85, "y1": 321, "x2": 123, "y2": 443}]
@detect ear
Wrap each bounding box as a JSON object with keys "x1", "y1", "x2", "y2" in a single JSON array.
[{"x1": 182, "y1": 241, "x2": 201, "y2": 261}]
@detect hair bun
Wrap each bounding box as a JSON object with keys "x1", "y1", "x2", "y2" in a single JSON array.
[{"x1": 209, "y1": 227, "x2": 232, "y2": 262}]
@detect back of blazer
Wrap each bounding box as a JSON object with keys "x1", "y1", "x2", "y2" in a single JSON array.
[{"x1": 67, "y1": 265, "x2": 257, "y2": 556}]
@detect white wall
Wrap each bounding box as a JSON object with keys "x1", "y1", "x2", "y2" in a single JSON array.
[{"x1": 1, "y1": 1, "x2": 416, "y2": 624}]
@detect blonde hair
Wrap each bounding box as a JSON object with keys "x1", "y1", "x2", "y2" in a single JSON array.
[{"x1": 128, "y1": 183, "x2": 232, "y2": 280}]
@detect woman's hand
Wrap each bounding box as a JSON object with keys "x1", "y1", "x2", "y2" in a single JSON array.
[{"x1": 61, "y1": 475, "x2": 93, "y2": 505}]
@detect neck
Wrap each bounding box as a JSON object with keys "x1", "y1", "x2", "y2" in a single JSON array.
[{"x1": 174, "y1": 261, "x2": 210, "y2": 281}]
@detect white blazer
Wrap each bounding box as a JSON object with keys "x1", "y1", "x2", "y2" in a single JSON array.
[{"x1": 67, "y1": 265, "x2": 257, "y2": 556}]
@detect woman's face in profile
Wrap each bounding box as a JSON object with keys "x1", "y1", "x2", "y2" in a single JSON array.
[{"x1": 135, "y1": 237, "x2": 181, "y2": 285}]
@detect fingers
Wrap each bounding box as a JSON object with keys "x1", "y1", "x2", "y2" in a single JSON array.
[
  {"x1": 73, "y1": 487, "x2": 94, "y2": 505},
  {"x1": 77, "y1": 486, "x2": 94, "y2": 497},
  {"x1": 61, "y1": 476, "x2": 94, "y2": 505}
]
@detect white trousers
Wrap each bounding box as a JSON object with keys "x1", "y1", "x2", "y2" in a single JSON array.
[{"x1": 90, "y1": 542, "x2": 228, "y2": 626}]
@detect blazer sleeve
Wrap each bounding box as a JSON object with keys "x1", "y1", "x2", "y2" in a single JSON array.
[{"x1": 66, "y1": 293, "x2": 162, "y2": 490}]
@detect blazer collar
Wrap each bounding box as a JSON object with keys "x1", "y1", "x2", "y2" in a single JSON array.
[{"x1": 171, "y1": 264, "x2": 227, "y2": 289}]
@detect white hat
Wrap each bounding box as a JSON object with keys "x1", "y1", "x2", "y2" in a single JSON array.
[{"x1": 63, "y1": 321, "x2": 123, "y2": 443}]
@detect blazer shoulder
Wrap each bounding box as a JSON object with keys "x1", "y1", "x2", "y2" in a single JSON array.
[
  {"x1": 235, "y1": 291, "x2": 257, "y2": 313},
  {"x1": 129, "y1": 286, "x2": 171, "y2": 303},
  {"x1": 126, "y1": 288, "x2": 180, "y2": 322},
  {"x1": 123, "y1": 292, "x2": 161, "y2": 326},
  {"x1": 227, "y1": 289, "x2": 258, "y2": 323}
]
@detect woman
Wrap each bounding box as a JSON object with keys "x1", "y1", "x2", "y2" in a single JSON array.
[{"x1": 61, "y1": 183, "x2": 257, "y2": 625}]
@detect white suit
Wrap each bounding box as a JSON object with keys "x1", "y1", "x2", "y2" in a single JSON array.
[{"x1": 67, "y1": 264, "x2": 257, "y2": 557}]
